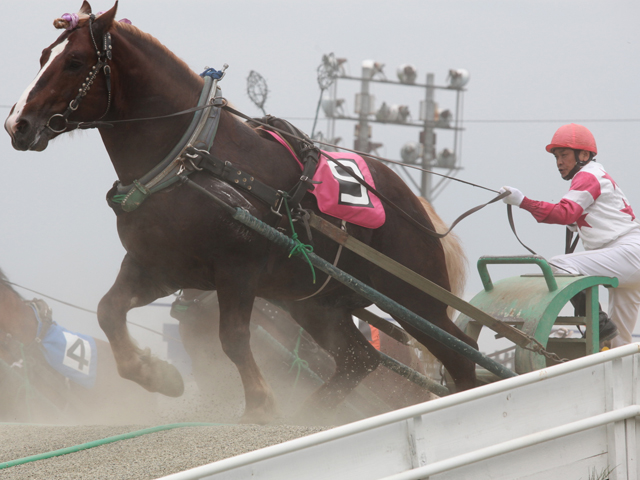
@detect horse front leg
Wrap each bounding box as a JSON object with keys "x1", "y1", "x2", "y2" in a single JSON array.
[
  {"x1": 97, "y1": 255, "x2": 184, "y2": 397},
  {"x1": 216, "y1": 280, "x2": 278, "y2": 425}
]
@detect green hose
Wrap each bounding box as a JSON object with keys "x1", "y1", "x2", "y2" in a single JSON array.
[{"x1": 0, "y1": 422, "x2": 226, "y2": 470}]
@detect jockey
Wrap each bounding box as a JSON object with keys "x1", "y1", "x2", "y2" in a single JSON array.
[{"x1": 500, "y1": 123, "x2": 640, "y2": 347}]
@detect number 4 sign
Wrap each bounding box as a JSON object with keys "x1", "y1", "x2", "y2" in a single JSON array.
[{"x1": 62, "y1": 331, "x2": 92, "y2": 374}]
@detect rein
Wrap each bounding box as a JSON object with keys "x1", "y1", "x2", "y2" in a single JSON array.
[
  {"x1": 506, "y1": 205, "x2": 577, "y2": 275},
  {"x1": 46, "y1": 14, "x2": 113, "y2": 134},
  {"x1": 219, "y1": 105, "x2": 509, "y2": 239},
  {"x1": 43, "y1": 25, "x2": 515, "y2": 242},
  {"x1": 100, "y1": 92, "x2": 508, "y2": 238}
]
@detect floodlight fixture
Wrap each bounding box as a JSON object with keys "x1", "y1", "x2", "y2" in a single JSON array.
[
  {"x1": 378, "y1": 103, "x2": 411, "y2": 123},
  {"x1": 447, "y1": 69, "x2": 470, "y2": 89},
  {"x1": 321, "y1": 98, "x2": 346, "y2": 118},
  {"x1": 362, "y1": 60, "x2": 386, "y2": 80},
  {"x1": 437, "y1": 148, "x2": 457, "y2": 168},
  {"x1": 436, "y1": 109, "x2": 452, "y2": 128},
  {"x1": 375, "y1": 102, "x2": 391, "y2": 122},
  {"x1": 390, "y1": 105, "x2": 411, "y2": 123},
  {"x1": 400, "y1": 141, "x2": 423, "y2": 164},
  {"x1": 397, "y1": 64, "x2": 417, "y2": 84}
]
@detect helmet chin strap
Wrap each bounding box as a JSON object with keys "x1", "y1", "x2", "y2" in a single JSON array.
[{"x1": 562, "y1": 150, "x2": 592, "y2": 181}]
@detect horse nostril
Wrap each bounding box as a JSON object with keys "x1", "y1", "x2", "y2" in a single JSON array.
[{"x1": 15, "y1": 119, "x2": 31, "y2": 134}]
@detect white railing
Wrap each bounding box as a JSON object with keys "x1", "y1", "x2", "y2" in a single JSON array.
[{"x1": 158, "y1": 343, "x2": 640, "y2": 480}]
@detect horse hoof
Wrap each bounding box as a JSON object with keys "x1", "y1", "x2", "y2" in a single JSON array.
[
  {"x1": 239, "y1": 399, "x2": 280, "y2": 425},
  {"x1": 156, "y1": 362, "x2": 185, "y2": 397}
]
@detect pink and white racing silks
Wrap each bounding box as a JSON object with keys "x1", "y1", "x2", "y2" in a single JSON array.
[{"x1": 520, "y1": 162, "x2": 639, "y2": 250}]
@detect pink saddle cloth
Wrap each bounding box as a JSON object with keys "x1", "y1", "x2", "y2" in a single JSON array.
[{"x1": 265, "y1": 131, "x2": 386, "y2": 229}]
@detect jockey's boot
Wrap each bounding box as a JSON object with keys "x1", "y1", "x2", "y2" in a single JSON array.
[
  {"x1": 570, "y1": 291, "x2": 618, "y2": 342},
  {"x1": 598, "y1": 310, "x2": 619, "y2": 343}
]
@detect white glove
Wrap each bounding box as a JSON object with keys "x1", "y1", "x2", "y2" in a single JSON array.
[{"x1": 499, "y1": 186, "x2": 524, "y2": 206}]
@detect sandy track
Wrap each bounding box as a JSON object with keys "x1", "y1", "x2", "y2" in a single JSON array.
[{"x1": 0, "y1": 423, "x2": 327, "y2": 479}]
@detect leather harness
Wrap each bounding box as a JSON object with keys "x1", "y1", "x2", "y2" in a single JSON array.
[{"x1": 106, "y1": 77, "x2": 320, "y2": 217}]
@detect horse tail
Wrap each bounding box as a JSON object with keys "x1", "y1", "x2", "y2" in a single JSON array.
[
  {"x1": 418, "y1": 197, "x2": 467, "y2": 320},
  {"x1": 399, "y1": 198, "x2": 468, "y2": 386}
]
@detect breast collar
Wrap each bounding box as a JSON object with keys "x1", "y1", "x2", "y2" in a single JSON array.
[{"x1": 108, "y1": 72, "x2": 225, "y2": 213}]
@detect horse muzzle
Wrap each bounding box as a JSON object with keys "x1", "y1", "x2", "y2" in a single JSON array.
[{"x1": 4, "y1": 111, "x2": 52, "y2": 152}]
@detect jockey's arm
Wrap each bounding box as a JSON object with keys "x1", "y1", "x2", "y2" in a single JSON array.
[{"x1": 520, "y1": 197, "x2": 584, "y2": 225}]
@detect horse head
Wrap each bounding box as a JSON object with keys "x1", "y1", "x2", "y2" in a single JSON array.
[
  {"x1": 4, "y1": 1, "x2": 118, "y2": 151},
  {"x1": 0, "y1": 269, "x2": 38, "y2": 364}
]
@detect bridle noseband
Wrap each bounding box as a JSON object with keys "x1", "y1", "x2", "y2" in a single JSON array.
[{"x1": 46, "y1": 14, "x2": 113, "y2": 133}]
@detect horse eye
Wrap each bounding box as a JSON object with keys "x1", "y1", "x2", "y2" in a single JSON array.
[{"x1": 66, "y1": 60, "x2": 84, "y2": 72}]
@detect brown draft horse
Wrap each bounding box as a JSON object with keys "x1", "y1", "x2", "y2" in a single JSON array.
[
  {"x1": 4, "y1": 1, "x2": 477, "y2": 424},
  {"x1": 0, "y1": 267, "x2": 158, "y2": 423}
]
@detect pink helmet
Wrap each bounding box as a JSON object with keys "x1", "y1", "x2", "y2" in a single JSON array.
[{"x1": 546, "y1": 123, "x2": 597, "y2": 155}]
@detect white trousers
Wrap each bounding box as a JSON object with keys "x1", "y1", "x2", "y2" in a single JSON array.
[{"x1": 550, "y1": 229, "x2": 640, "y2": 347}]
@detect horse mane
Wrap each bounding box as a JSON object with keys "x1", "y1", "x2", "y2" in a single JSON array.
[
  {"x1": 111, "y1": 23, "x2": 201, "y2": 82},
  {"x1": 418, "y1": 198, "x2": 467, "y2": 318},
  {"x1": 52, "y1": 15, "x2": 201, "y2": 84}
]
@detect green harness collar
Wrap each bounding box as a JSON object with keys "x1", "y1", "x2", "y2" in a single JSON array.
[{"x1": 107, "y1": 74, "x2": 225, "y2": 214}]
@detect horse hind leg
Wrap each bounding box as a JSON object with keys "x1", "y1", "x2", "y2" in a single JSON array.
[
  {"x1": 370, "y1": 271, "x2": 477, "y2": 391},
  {"x1": 97, "y1": 256, "x2": 184, "y2": 397},
  {"x1": 401, "y1": 316, "x2": 477, "y2": 392},
  {"x1": 287, "y1": 301, "x2": 380, "y2": 424},
  {"x1": 216, "y1": 281, "x2": 279, "y2": 425}
]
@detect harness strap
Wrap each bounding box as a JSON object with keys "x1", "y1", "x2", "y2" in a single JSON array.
[
  {"x1": 188, "y1": 147, "x2": 282, "y2": 209},
  {"x1": 107, "y1": 75, "x2": 224, "y2": 214},
  {"x1": 248, "y1": 116, "x2": 320, "y2": 208},
  {"x1": 507, "y1": 205, "x2": 576, "y2": 275},
  {"x1": 507, "y1": 205, "x2": 537, "y2": 256},
  {"x1": 227, "y1": 104, "x2": 506, "y2": 240},
  {"x1": 46, "y1": 15, "x2": 112, "y2": 134}
]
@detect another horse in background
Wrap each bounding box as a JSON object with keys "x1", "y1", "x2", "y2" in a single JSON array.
[
  {"x1": 5, "y1": 1, "x2": 477, "y2": 424},
  {"x1": 0, "y1": 268, "x2": 158, "y2": 424}
]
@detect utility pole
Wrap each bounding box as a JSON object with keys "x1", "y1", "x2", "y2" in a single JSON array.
[
  {"x1": 421, "y1": 73, "x2": 435, "y2": 201},
  {"x1": 315, "y1": 55, "x2": 469, "y2": 202},
  {"x1": 355, "y1": 63, "x2": 373, "y2": 153}
]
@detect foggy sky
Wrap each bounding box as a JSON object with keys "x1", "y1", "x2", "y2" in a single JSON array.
[{"x1": 1, "y1": 0, "x2": 639, "y2": 355}]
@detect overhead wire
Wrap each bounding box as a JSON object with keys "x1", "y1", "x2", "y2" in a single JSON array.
[
  {"x1": 1, "y1": 103, "x2": 640, "y2": 123},
  {"x1": 8, "y1": 281, "x2": 181, "y2": 342}
]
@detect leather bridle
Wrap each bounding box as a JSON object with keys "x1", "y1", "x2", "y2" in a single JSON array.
[{"x1": 45, "y1": 14, "x2": 113, "y2": 134}]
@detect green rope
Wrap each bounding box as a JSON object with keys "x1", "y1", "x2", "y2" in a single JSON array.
[
  {"x1": 282, "y1": 196, "x2": 316, "y2": 284},
  {"x1": 17, "y1": 344, "x2": 34, "y2": 423},
  {"x1": 286, "y1": 327, "x2": 310, "y2": 410},
  {"x1": 0, "y1": 423, "x2": 226, "y2": 470},
  {"x1": 287, "y1": 327, "x2": 310, "y2": 388}
]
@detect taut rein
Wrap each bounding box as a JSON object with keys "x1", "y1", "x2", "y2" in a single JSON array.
[
  {"x1": 45, "y1": 14, "x2": 113, "y2": 134},
  {"x1": 43, "y1": 25, "x2": 507, "y2": 240}
]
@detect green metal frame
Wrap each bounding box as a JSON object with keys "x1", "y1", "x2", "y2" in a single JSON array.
[{"x1": 457, "y1": 256, "x2": 618, "y2": 373}]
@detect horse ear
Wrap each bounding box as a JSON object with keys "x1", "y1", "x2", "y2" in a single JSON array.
[
  {"x1": 79, "y1": 1, "x2": 92, "y2": 15},
  {"x1": 93, "y1": 1, "x2": 118, "y2": 33}
]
